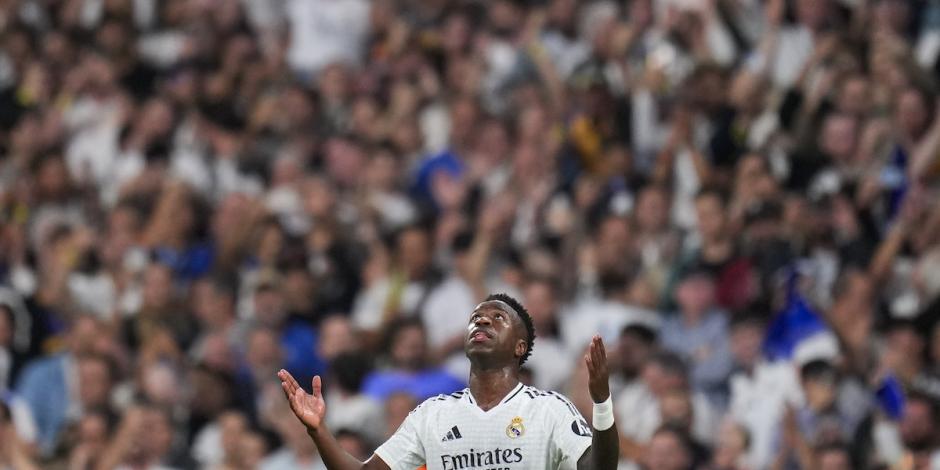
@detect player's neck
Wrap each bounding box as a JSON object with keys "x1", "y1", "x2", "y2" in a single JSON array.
[{"x1": 467, "y1": 365, "x2": 520, "y2": 411}]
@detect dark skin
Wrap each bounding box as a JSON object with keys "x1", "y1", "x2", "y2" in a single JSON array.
[{"x1": 278, "y1": 299, "x2": 619, "y2": 469}]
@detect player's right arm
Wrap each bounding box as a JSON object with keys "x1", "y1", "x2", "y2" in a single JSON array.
[{"x1": 279, "y1": 370, "x2": 391, "y2": 470}]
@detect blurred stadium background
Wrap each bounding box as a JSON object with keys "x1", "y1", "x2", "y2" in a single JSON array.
[{"x1": 0, "y1": 0, "x2": 939, "y2": 469}]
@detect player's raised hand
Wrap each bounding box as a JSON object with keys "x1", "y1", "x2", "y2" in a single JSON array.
[
  {"x1": 584, "y1": 335, "x2": 611, "y2": 403},
  {"x1": 279, "y1": 370, "x2": 327, "y2": 432}
]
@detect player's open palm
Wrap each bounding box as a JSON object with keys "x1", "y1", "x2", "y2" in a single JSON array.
[
  {"x1": 585, "y1": 335, "x2": 611, "y2": 403},
  {"x1": 278, "y1": 369, "x2": 326, "y2": 432}
]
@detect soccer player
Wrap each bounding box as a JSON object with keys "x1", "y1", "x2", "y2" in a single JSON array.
[{"x1": 278, "y1": 293, "x2": 619, "y2": 469}]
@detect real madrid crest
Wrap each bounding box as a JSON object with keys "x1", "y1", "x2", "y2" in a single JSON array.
[{"x1": 506, "y1": 416, "x2": 525, "y2": 438}]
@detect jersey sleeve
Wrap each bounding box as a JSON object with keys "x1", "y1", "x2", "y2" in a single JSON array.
[
  {"x1": 548, "y1": 393, "x2": 593, "y2": 470},
  {"x1": 373, "y1": 402, "x2": 427, "y2": 470}
]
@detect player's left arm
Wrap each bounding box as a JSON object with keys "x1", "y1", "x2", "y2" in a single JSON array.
[{"x1": 577, "y1": 336, "x2": 620, "y2": 470}]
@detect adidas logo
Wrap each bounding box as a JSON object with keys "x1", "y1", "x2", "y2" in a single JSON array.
[{"x1": 441, "y1": 426, "x2": 463, "y2": 442}]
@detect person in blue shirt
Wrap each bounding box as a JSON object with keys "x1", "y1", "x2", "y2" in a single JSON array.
[
  {"x1": 661, "y1": 266, "x2": 734, "y2": 409},
  {"x1": 361, "y1": 317, "x2": 464, "y2": 401}
]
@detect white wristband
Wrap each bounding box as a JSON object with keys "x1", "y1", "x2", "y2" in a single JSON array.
[{"x1": 592, "y1": 396, "x2": 614, "y2": 431}]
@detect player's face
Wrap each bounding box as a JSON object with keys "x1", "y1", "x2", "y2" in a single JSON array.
[{"x1": 465, "y1": 301, "x2": 525, "y2": 363}]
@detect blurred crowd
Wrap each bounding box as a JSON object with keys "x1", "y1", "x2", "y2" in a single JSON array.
[{"x1": 1, "y1": 0, "x2": 940, "y2": 469}]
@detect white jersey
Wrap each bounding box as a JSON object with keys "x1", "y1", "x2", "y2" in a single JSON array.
[{"x1": 375, "y1": 383, "x2": 593, "y2": 470}]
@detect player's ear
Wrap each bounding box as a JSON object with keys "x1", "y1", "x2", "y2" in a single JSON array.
[{"x1": 514, "y1": 338, "x2": 527, "y2": 359}]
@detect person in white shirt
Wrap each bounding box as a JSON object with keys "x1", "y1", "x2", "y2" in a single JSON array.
[
  {"x1": 285, "y1": 0, "x2": 370, "y2": 76},
  {"x1": 279, "y1": 293, "x2": 620, "y2": 469}
]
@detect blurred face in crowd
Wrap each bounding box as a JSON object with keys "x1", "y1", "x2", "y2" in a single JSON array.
[
  {"x1": 213, "y1": 193, "x2": 250, "y2": 241},
  {"x1": 365, "y1": 148, "x2": 400, "y2": 192},
  {"x1": 326, "y1": 137, "x2": 367, "y2": 188},
  {"x1": 873, "y1": 0, "x2": 911, "y2": 35},
  {"x1": 836, "y1": 76, "x2": 870, "y2": 116},
  {"x1": 219, "y1": 411, "x2": 248, "y2": 460},
  {"x1": 255, "y1": 223, "x2": 284, "y2": 266},
  {"x1": 319, "y1": 64, "x2": 351, "y2": 105},
  {"x1": 899, "y1": 397, "x2": 936, "y2": 448},
  {"x1": 830, "y1": 272, "x2": 874, "y2": 333},
  {"x1": 142, "y1": 361, "x2": 182, "y2": 406},
  {"x1": 797, "y1": 0, "x2": 830, "y2": 30},
  {"x1": 282, "y1": 268, "x2": 315, "y2": 314},
  {"x1": 441, "y1": 11, "x2": 471, "y2": 54},
  {"x1": 475, "y1": 119, "x2": 511, "y2": 163},
  {"x1": 78, "y1": 356, "x2": 112, "y2": 408},
  {"x1": 137, "y1": 98, "x2": 175, "y2": 140},
  {"x1": 730, "y1": 320, "x2": 764, "y2": 370},
  {"x1": 239, "y1": 432, "x2": 268, "y2": 468},
  {"x1": 517, "y1": 104, "x2": 548, "y2": 144},
  {"x1": 247, "y1": 328, "x2": 282, "y2": 378},
  {"x1": 391, "y1": 323, "x2": 427, "y2": 371},
  {"x1": 102, "y1": 206, "x2": 141, "y2": 266},
  {"x1": 338, "y1": 433, "x2": 369, "y2": 461},
  {"x1": 895, "y1": 88, "x2": 932, "y2": 141},
  {"x1": 801, "y1": 364, "x2": 838, "y2": 413},
  {"x1": 820, "y1": 114, "x2": 858, "y2": 163},
  {"x1": 523, "y1": 280, "x2": 557, "y2": 332},
  {"x1": 142, "y1": 264, "x2": 174, "y2": 311},
  {"x1": 75, "y1": 412, "x2": 110, "y2": 457},
  {"x1": 689, "y1": 69, "x2": 727, "y2": 114},
  {"x1": 596, "y1": 216, "x2": 631, "y2": 271},
  {"x1": 618, "y1": 329, "x2": 655, "y2": 377},
  {"x1": 35, "y1": 156, "x2": 70, "y2": 201},
  {"x1": 190, "y1": 366, "x2": 233, "y2": 415},
  {"x1": 318, "y1": 315, "x2": 356, "y2": 361},
  {"x1": 20, "y1": 61, "x2": 52, "y2": 105},
  {"x1": 712, "y1": 421, "x2": 749, "y2": 469},
  {"x1": 200, "y1": 332, "x2": 237, "y2": 372},
  {"x1": 140, "y1": 408, "x2": 174, "y2": 462},
  {"x1": 729, "y1": 71, "x2": 767, "y2": 116},
  {"x1": 489, "y1": 0, "x2": 523, "y2": 36},
  {"x1": 642, "y1": 361, "x2": 686, "y2": 397},
  {"x1": 397, "y1": 228, "x2": 432, "y2": 280},
  {"x1": 694, "y1": 193, "x2": 726, "y2": 242},
  {"x1": 449, "y1": 96, "x2": 480, "y2": 148},
  {"x1": 816, "y1": 447, "x2": 852, "y2": 470},
  {"x1": 254, "y1": 286, "x2": 287, "y2": 327},
  {"x1": 676, "y1": 273, "x2": 716, "y2": 319},
  {"x1": 193, "y1": 280, "x2": 235, "y2": 330},
  {"x1": 886, "y1": 325, "x2": 925, "y2": 372},
  {"x1": 635, "y1": 186, "x2": 670, "y2": 234},
  {"x1": 644, "y1": 429, "x2": 693, "y2": 470},
  {"x1": 385, "y1": 392, "x2": 418, "y2": 438},
  {"x1": 70, "y1": 316, "x2": 102, "y2": 356},
  {"x1": 660, "y1": 389, "x2": 694, "y2": 431},
  {"x1": 601, "y1": 144, "x2": 632, "y2": 179},
  {"x1": 303, "y1": 176, "x2": 337, "y2": 220},
  {"x1": 734, "y1": 155, "x2": 769, "y2": 198}
]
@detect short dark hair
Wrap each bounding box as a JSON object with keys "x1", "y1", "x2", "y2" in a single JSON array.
[
  {"x1": 621, "y1": 324, "x2": 658, "y2": 345},
  {"x1": 331, "y1": 353, "x2": 374, "y2": 392},
  {"x1": 485, "y1": 293, "x2": 536, "y2": 365},
  {"x1": 905, "y1": 391, "x2": 940, "y2": 424},
  {"x1": 382, "y1": 317, "x2": 425, "y2": 355},
  {"x1": 652, "y1": 423, "x2": 695, "y2": 458},
  {"x1": 800, "y1": 359, "x2": 838, "y2": 383},
  {"x1": 694, "y1": 185, "x2": 730, "y2": 207},
  {"x1": 649, "y1": 351, "x2": 689, "y2": 380}
]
